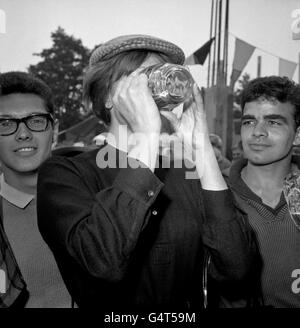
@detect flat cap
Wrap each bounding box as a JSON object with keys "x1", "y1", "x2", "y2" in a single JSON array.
[{"x1": 89, "y1": 34, "x2": 185, "y2": 66}]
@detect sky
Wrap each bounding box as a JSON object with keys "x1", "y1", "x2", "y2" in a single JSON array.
[{"x1": 0, "y1": 0, "x2": 299, "y2": 87}]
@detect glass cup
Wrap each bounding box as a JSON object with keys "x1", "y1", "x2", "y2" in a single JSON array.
[
  {"x1": 283, "y1": 170, "x2": 300, "y2": 230},
  {"x1": 141, "y1": 63, "x2": 194, "y2": 111}
]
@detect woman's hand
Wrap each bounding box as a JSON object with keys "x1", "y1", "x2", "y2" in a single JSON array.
[
  {"x1": 110, "y1": 69, "x2": 161, "y2": 171},
  {"x1": 161, "y1": 83, "x2": 227, "y2": 189},
  {"x1": 111, "y1": 70, "x2": 161, "y2": 135},
  {"x1": 161, "y1": 83, "x2": 210, "y2": 162}
]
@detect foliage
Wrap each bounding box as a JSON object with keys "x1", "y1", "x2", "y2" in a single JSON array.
[{"x1": 28, "y1": 27, "x2": 91, "y2": 131}]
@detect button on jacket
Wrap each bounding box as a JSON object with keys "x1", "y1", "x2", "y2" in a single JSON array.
[{"x1": 37, "y1": 147, "x2": 257, "y2": 310}]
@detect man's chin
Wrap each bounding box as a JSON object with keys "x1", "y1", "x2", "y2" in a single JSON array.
[
  {"x1": 248, "y1": 160, "x2": 271, "y2": 166},
  {"x1": 247, "y1": 157, "x2": 288, "y2": 166}
]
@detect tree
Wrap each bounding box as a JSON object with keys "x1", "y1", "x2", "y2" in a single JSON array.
[
  {"x1": 29, "y1": 27, "x2": 91, "y2": 131},
  {"x1": 234, "y1": 72, "x2": 251, "y2": 105}
]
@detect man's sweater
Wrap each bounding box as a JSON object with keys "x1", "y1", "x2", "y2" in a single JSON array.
[
  {"x1": 0, "y1": 175, "x2": 71, "y2": 308},
  {"x1": 228, "y1": 159, "x2": 300, "y2": 308}
]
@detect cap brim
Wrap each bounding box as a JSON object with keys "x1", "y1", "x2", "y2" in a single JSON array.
[{"x1": 90, "y1": 34, "x2": 185, "y2": 66}]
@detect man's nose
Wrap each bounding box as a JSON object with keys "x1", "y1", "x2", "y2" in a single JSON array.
[
  {"x1": 15, "y1": 122, "x2": 33, "y2": 141},
  {"x1": 252, "y1": 121, "x2": 268, "y2": 138}
]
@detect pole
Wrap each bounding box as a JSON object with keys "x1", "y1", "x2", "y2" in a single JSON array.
[
  {"x1": 299, "y1": 53, "x2": 300, "y2": 83},
  {"x1": 223, "y1": 0, "x2": 229, "y2": 85},
  {"x1": 223, "y1": 0, "x2": 232, "y2": 159},
  {"x1": 215, "y1": 0, "x2": 222, "y2": 140},
  {"x1": 212, "y1": 0, "x2": 218, "y2": 86},
  {"x1": 207, "y1": 0, "x2": 215, "y2": 87},
  {"x1": 257, "y1": 56, "x2": 261, "y2": 77},
  {"x1": 217, "y1": 0, "x2": 222, "y2": 85}
]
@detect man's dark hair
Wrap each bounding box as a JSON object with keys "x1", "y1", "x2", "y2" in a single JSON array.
[
  {"x1": 0, "y1": 71, "x2": 54, "y2": 115},
  {"x1": 240, "y1": 76, "x2": 300, "y2": 128}
]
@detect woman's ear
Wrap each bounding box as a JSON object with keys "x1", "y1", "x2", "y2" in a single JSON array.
[
  {"x1": 293, "y1": 126, "x2": 300, "y2": 146},
  {"x1": 52, "y1": 119, "x2": 59, "y2": 147},
  {"x1": 105, "y1": 96, "x2": 113, "y2": 110}
]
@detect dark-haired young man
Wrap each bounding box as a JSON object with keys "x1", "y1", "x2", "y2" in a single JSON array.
[
  {"x1": 228, "y1": 76, "x2": 300, "y2": 307},
  {"x1": 0, "y1": 72, "x2": 71, "y2": 307}
]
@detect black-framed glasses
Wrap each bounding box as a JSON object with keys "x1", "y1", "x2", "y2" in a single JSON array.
[{"x1": 0, "y1": 113, "x2": 54, "y2": 136}]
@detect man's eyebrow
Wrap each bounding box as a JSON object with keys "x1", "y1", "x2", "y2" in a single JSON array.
[
  {"x1": 263, "y1": 114, "x2": 288, "y2": 122},
  {"x1": 241, "y1": 114, "x2": 288, "y2": 123},
  {"x1": 0, "y1": 114, "x2": 14, "y2": 118},
  {"x1": 0, "y1": 112, "x2": 46, "y2": 118},
  {"x1": 241, "y1": 114, "x2": 255, "y2": 120}
]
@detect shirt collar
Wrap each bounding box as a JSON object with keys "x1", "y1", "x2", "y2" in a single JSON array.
[{"x1": 0, "y1": 174, "x2": 35, "y2": 209}]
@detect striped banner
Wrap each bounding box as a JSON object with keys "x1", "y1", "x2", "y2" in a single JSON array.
[
  {"x1": 279, "y1": 58, "x2": 297, "y2": 79},
  {"x1": 185, "y1": 38, "x2": 215, "y2": 65},
  {"x1": 230, "y1": 38, "x2": 255, "y2": 88}
]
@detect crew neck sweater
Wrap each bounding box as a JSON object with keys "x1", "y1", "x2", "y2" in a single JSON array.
[{"x1": 228, "y1": 159, "x2": 300, "y2": 308}]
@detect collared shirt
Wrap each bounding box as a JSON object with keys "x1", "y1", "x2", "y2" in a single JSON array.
[
  {"x1": 0, "y1": 174, "x2": 71, "y2": 308},
  {"x1": 0, "y1": 174, "x2": 34, "y2": 208}
]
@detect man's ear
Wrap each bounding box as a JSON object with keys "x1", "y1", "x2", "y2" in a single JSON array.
[{"x1": 293, "y1": 126, "x2": 300, "y2": 146}]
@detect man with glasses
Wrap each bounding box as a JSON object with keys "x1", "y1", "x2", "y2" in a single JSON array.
[{"x1": 0, "y1": 71, "x2": 71, "y2": 307}]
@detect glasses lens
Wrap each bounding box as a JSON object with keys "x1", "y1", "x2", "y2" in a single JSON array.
[
  {"x1": 0, "y1": 119, "x2": 17, "y2": 135},
  {"x1": 27, "y1": 115, "x2": 48, "y2": 131}
]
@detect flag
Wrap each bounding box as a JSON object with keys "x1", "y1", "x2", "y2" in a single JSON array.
[
  {"x1": 230, "y1": 38, "x2": 255, "y2": 88},
  {"x1": 292, "y1": 9, "x2": 300, "y2": 40},
  {"x1": 279, "y1": 58, "x2": 297, "y2": 80},
  {"x1": 185, "y1": 38, "x2": 215, "y2": 65}
]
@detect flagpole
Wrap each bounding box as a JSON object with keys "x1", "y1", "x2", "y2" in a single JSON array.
[
  {"x1": 223, "y1": 0, "x2": 229, "y2": 85},
  {"x1": 212, "y1": 0, "x2": 218, "y2": 86},
  {"x1": 207, "y1": 0, "x2": 215, "y2": 87},
  {"x1": 215, "y1": 0, "x2": 223, "y2": 146},
  {"x1": 257, "y1": 56, "x2": 261, "y2": 77},
  {"x1": 299, "y1": 53, "x2": 300, "y2": 83},
  {"x1": 217, "y1": 0, "x2": 222, "y2": 85}
]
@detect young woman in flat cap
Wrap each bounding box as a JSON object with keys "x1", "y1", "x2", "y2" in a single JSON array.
[{"x1": 37, "y1": 34, "x2": 258, "y2": 310}]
